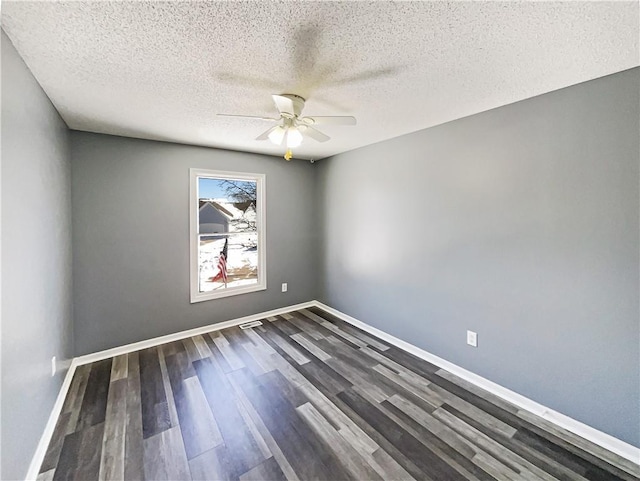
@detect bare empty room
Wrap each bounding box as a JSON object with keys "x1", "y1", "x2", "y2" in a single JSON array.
[{"x1": 1, "y1": 2, "x2": 639, "y2": 480}]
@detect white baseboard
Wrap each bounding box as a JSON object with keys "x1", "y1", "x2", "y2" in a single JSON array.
[
  {"x1": 313, "y1": 301, "x2": 640, "y2": 468},
  {"x1": 26, "y1": 300, "x2": 314, "y2": 480},
  {"x1": 25, "y1": 359, "x2": 80, "y2": 481},
  {"x1": 74, "y1": 300, "x2": 316, "y2": 366}
]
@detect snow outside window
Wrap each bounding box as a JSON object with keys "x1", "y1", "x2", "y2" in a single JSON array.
[{"x1": 189, "y1": 169, "x2": 266, "y2": 302}]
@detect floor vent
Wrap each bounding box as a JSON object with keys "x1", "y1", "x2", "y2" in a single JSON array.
[{"x1": 239, "y1": 320, "x2": 263, "y2": 329}]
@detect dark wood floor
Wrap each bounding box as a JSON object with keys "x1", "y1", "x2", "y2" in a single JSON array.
[{"x1": 38, "y1": 307, "x2": 639, "y2": 481}]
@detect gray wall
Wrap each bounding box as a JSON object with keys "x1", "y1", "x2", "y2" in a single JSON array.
[
  {"x1": 71, "y1": 132, "x2": 318, "y2": 355},
  {"x1": 1, "y1": 31, "x2": 73, "y2": 480},
  {"x1": 316, "y1": 68, "x2": 640, "y2": 447}
]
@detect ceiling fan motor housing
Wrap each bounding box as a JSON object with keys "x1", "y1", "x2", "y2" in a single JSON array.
[{"x1": 279, "y1": 94, "x2": 305, "y2": 118}]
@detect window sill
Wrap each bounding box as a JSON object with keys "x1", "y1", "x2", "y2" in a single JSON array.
[{"x1": 190, "y1": 282, "x2": 267, "y2": 303}]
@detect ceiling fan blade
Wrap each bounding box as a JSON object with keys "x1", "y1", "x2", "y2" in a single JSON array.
[
  {"x1": 329, "y1": 66, "x2": 398, "y2": 87},
  {"x1": 216, "y1": 72, "x2": 282, "y2": 91},
  {"x1": 302, "y1": 126, "x2": 330, "y2": 143},
  {"x1": 301, "y1": 116, "x2": 357, "y2": 126},
  {"x1": 272, "y1": 94, "x2": 295, "y2": 116},
  {"x1": 218, "y1": 114, "x2": 277, "y2": 121},
  {"x1": 256, "y1": 126, "x2": 277, "y2": 141}
]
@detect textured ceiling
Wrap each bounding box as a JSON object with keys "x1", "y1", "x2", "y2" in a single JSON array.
[{"x1": 2, "y1": 1, "x2": 638, "y2": 161}]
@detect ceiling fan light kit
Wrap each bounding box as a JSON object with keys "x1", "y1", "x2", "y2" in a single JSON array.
[
  {"x1": 286, "y1": 126, "x2": 303, "y2": 148},
  {"x1": 267, "y1": 125, "x2": 285, "y2": 145},
  {"x1": 218, "y1": 94, "x2": 356, "y2": 161}
]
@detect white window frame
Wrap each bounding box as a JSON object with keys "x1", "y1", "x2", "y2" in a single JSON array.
[{"x1": 189, "y1": 168, "x2": 266, "y2": 303}]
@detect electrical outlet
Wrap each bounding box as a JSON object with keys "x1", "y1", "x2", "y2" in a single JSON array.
[
  {"x1": 51, "y1": 356, "x2": 57, "y2": 376},
  {"x1": 467, "y1": 331, "x2": 478, "y2": 347},
  {"x1": 281, "y1": 283, "x2": 288, "y2": 292}
]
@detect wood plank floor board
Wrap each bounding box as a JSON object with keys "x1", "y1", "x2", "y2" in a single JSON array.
[
  {"x1": 258, "y1": 323, "x2": 311, "y2": 366},
  {"x1": 290, "y1": 332, "x2": 332, "y2": 362},
  {"x1": 182, "y1": 337, "x2": 205, "y2": 363},
  {"x1": 142, "y1": 426, "x2": 191, "y2": 481},
  {"x1": 296, "y1": 381, "x2": 378, "y2": 452},
  {"x1": 372, "y1": 363, "x2": 443, "y2": 410},
  {"x1": 188, "y1": 444, "x2": 236, "y2": 481},
  {"x1": 425, "y1": 371, "x2": 529, "y2": 428},
  {"x1": 98, "y1": 378, "x2": 128, "y2": 481},
  {"x1": 423, "y1": 382, "x2": 518, "y2": 439},
  {"x1": 307, "y1": 306, "x2": 391, "y2": 351},
  {"x1": 350, "y1": 384, "x2": 477, "y2": 481},
  {"x1": 161, "y1": 340, "x2": 181, "y2": 357},
  {"x1": 63, "y1": 363, "x2": 91, "y2": 434},
  {"x1": 39, "y1": 412, "x2": 73, "y2": 473},
  {"x1": 360, "y1": 345, "x2": 435, "y2": 388},
  {"x1": 297, "y1": 356, "x2": 352, "y2": 395},
  {"x1": 381, "y1": 396, "x2": 502, "y2": 481},
  {"x1": 157, "y1": 346, "x2": 180, "y2": 427},
  {"x1": 387, "y1": 394, "x2": 488, "y2": 461},
  {"x1": 54, "y1": 422, "x2": 105, "y2": 481},
  {"x1": 230, "y1": 367, "x2": 354, "y2": 481},
  {"x1": 167, "y1": 349, "x2": 223, "y2": 460},
  {"x1": 110, "y1": 354, "x2": 128, "y2": 382},
  {"x1": 432, "y1": 370, "x2": 637, "y2": 480},
  {"x1": 316, "y1": 347, "x2": 394, "y2": 403},
  {"x1": 124, "y1": 351, "x2": 145, "y2": 481},
  {"x1": 193, "y1": 358, "x2": 267, "y2": 477},
  {"x1": 323, "y1": 334, "x2": 378, "y2": 369},
  {"x1": 425, "y1": 364, "x2": 617, "y2": 477},
  {"x1": 438, "y1": 402, "x2": 594, "y2": 481},
  {"x1": 371, "y1": 367, "x2": 450, "y2": 418},
  {"x1": 428, "y1": 364, "x2": 624, "y2": 481},
  {"x1": 370, "y1": 447, "x2": 417, "y2": 481},
  {"x1": 269, "y1": 316, "x2": 303, "y2": 337},
  {"x1": 375, "y1": 343, "x2": 443, "y2": 377},
  {"x1": 36, "y1": 468, "x2": 56, "y2": 481},
  {"x1": 337, "y1": 387, "x2": 452, "y2": 480},
  {"x1": 296, "y1": 401, "x2": 383, "y2": 481},
  {"x1": 470, "y1": 450, "x2": 523, "y2": 481},
  {"x1": 192, "y1": 334, "x2": 214, "y2": 359},
  {"x1": 287, "y1": 313, "x2": 328, "y2": 341},
  {"x1": 223, "y1": 328, "x2": 272, "y2": 377},
  {"x1": 268, "y1": 350, "x2": 311, "y2": 388},
  {"x1": 139, "y1": 347, "x2": 172, "y2": 439},
  {"x1": 203, "y1": 332, "x2": 241, "y2": 375},
  {"x1": 328, "y1": 388, "x2": 429, "y2": 481},
  {"x1": 436, "y1": 369, "x2": 522, "y2": 415},
  {"x1": 513, "y1": 427, "x2": 598, "y2": 475},
  {"x1": 40, "y1": 308, "x2": 639, "y2": 481},
  {"x1": 514, "y1": 428, "x2": 634, "y2": 481},
  {"x1": 238, "y1": 456, "x2": 287, "y2": 481},
  {"x1": 433, "y1": 406, "x2": 564, "y2": 481},
  {"x1": 242, "y1": 341, "x2": 277, "y2": 375},
  {"x1": 242, "y1": 327, "x2": 277, "y2": 355},
  {"x1": 300, "y1": 309, "x2": 368, "y2": 349},
  {"x1": 259, "y1": 369, "x2": 310, "y2": 409},
  {"x1": 583, "y1": 467, "x2": 630, "y2": 481},
  {"x1": 514, "y1": 417, "x2": 640, "y2": 481},
  {"x1": 226, "y1": 375, "x2": 301, "y2": 481},
  {"x1": 208, "y1": 331, "x2": 245, "y2": 372},
  {"x1": 233, "y1": 392, "x2": 272, "y2": 460},
  {"x1": 76, "y1": 359, "x2": 112, "y2": 431}
]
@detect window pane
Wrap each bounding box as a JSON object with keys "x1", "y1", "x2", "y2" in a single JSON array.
[
  {"x1": 198, "y1": 178, "x2": 257, "y2": 234},
  {"x1": 198, "y1": 234, "x2": 258, "y2": 292},
  {"x1": 197, "y1": 176, "x2": 259, "y2": 294}
]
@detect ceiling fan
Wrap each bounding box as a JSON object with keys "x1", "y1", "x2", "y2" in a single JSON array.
[{"x1": 218, "y1": 94, "x2": 356, "y2": 160}]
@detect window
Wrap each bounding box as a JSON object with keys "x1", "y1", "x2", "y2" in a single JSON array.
[{"x1": 190, "y1": 169, "x2": 266, "y2": 302}]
